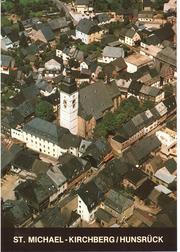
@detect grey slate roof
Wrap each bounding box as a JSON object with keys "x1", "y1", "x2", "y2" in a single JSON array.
[
  {"x1": 103, "y1": 46, "x2": 124, "y2": 58},
  {"x1": 1, "y1": 144, "x2": 23, "y2": 171},
  {"x1": 78, "y1": 180, "x2": 103, "y2": 211},
  {"x1": 123, "y1": 135, "x2": 161, "y2": 165},
  {"x1": 139, "y1": 85, "x2": 161, "y2": 97},
  {"x1": 79, "y1": 81, "x2": 120, "y2": 120},
  {"x1": 1, "y1": 54, "x2": 14, "y2": 67},
  {"x1": 23, "y1": 117, "x2": 79, "y2": 148},
  {"x1": 2, "y1": 199, "x2": 32, "y2": 227},
  {"x1": 156, "y1": 47, "x2": 176, "y2": 67},
  {"x1": 57, "y1": 153, "x2": 90, "y2": 181},
  {"x1": 48, "y1": 17, "x2": 69, "y2": 31},
  {"x1": 36, "y1": 207, "x2": 66, "y2": 227},
  {"x1": 104, "y1": 189, "x2": 134, "y2": 214},
  {"x1": 125, "y1": 29, "x2": 137, "y2": 38},
  {"x1": 47, "y1": 166, "x2": 67, "y2": 188},
  {"x1": 95, "y1": 208, "x2": 114, "y2": 223},
  {"x1": 82, "y1": 137, "x2": 111, "y2": 167},
  {"x1": 40, "y1": 25, "x2": 55, "y2": 42},
  {"x1": 76, "y1": 18, "x2": 101, "y2": 35}
]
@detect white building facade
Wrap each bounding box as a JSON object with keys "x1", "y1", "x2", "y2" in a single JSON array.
[{"x1": 59, "y1": 77, "x2": 79, "y2": 135}]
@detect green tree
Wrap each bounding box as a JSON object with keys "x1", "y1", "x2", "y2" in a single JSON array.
[
  {"x1": 153, "y1": 0, "x2": 166, "y2": 10},
  {"x1": 19, "y1": 33, "x2": 28, "y2": 47},
  {"x1": 68, "y1": 58, "x2": 80, "y2": 68},
  {"x1": 35, "y1": 99, "x2": 54, "y2": 121},
  {"x1": 163, "y1": 84, "x2": 174, "y2": 98}
]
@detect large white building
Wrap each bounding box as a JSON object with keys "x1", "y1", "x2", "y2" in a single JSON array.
[
  {"x1": 11, "y1": 117, "x2": 81, "y2": 159},
  {"x1": 60, "y1": 76, "x2": 79, "y2": 135},
  {"x1": 75, "y1": 18, "x2": 104, "y2": 44}
]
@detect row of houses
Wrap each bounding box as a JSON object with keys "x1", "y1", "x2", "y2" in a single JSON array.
[{"x1": 110, "y1": 96, "x2": 176, "y2": 153}]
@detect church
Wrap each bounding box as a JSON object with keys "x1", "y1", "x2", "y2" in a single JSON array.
[{"x1": 59, "y1": 76, "x2": 121, "y2": 138}]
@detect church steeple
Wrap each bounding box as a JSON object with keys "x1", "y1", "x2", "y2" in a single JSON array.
[{"x1": 59, "y1": 75, "x2": 78, "y2": 135}]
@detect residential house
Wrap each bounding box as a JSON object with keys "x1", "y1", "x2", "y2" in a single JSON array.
[
  {"x1": 102, "y1": 57, "x2": 127, "y2": 79},
  {"x1": 141, "y1": 24, "x2": 175, "y2": 48},
  {"x1": 1, "y1": 26, "x2": 20, "y2": 50},
  {"x1": 155, "y1": 47, "x2": 176, "y2": 82},
  {"x1": 93, "y1": 13, "x2": 111, "y2": 26},
  {"x1": 144, "y1": 156, "x2": 163, "y2": 178},
  {"x1": 47, "y1": 165, "x2": 67, "y2": 197},
  {"x1": 0, "y1": 54, "x2": 15, "y2": 75},
  {"x1": 48, "y1": 17, "x2": 70, "y2": 34},
  {"x1": 123, "y1": 135, "x2": 161, "y2": 167},
  {"x1": 77, "y1": 181, "x2": 104, "y2": 222},
  {"x1": 14, "y1": 178, "x2": 55, "y2": 212},
  {"x1": 21, "y1": 17, "x2": 41, "y2": 33},
  {"x1": 30, "y1": 24, "x2": 55, "y2": 44},
  {"x1": 125, "y1": 29, "x2": 141, "y2": 46},
  {"x1": 82, "y1": 137, "x2": 112, "y2": 168},
  {"x1": 102, "y1": 189, "x2": 134, "y2": 224},
  {"x1": 56, "y1": 46, "x2": 85, "y2": 63},
  {"x1": 138, "y1": 85, "x2": 165, "y2": 103},
  {"x1": 99, "y1": 46, "x2": 125, "y2": 64},
  {"x1": 2, "y1": 199, "x2": 33, "y2": 228},
  {"x1": 34, "y1": 207, "x2": 67, "y2": 227},
  {"x1": 1, "y1": 144, "x2": 23, "y2": 176},
  {"x1": 11, "y1": 117, "x2": 82, "y2": 159},
  {"x1": 125, "y1": 53, "x2": 153, "y2": 73},
  {"x1": 41, "y1": 90, "x2": 60, "y2": 112},
  {"x1": 135, "y1": 179, "x2": 156, "y2": 201},
  {"x1": 11, "y1": 149, "x2": 38, "y2": 175},
  {"x1": 143, "y1": 0, "x2": 153, "y2": 11},
  {"x1": 123, "y1": 168, "x2": 147, "y2": 190},
  {"x1": 156, "y1": 128, "x2": 176, "y2": 159},
  {"x1": 164, "y1": 0, "x2": 176, "y2": 13},
  {"x1": 44, "y1": 59, "x2": 62, "y2": 79},
  {"x1": 93, "y1": 159, "x2": 131, "y2": 193},
  {"x1": 35, "y1": 79, "x2": 56, "y2": 96},
  {"x1": 73, "y1": 0, "x2": 94, "y2": 14},
  {"x1": 138, "y1": 11, "x2": 154, "y2": 23},
  {"x1": 56, "y1": 153, "x2": 91, "y2": 190},
  {"x1": 95, "y1": 208, "x2": 116, "y2": 227},
  {"x1": 110, "y1": 97, "x2": 176, "y2": 153},
  {"x1": 75, "y1": 18, "x2": 104, "y2": 44},
  {"x1": 154, "y1": 166, "x2": 176, "y2": 188}
]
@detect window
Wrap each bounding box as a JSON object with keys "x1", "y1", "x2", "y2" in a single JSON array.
[
  {"x1": 72, "y1": 99, "x2": 76, "y2": 108},
  {"x1": 63, "y1": 99, "x2": 67, "y2": 108}
]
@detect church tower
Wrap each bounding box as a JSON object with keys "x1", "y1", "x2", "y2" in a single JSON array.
[{"x1": 59, "y1": 75, "x2": 78, "y2": 135}]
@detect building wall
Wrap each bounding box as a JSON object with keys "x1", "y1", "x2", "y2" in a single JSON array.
[
  {"x1": 77, "y1": 196, "x2": 93, "y2": 222},
  {"x1": 60, "y1": 90, "x2": 79, "y2": 135},
  {"x1": 11, "y1": 129, "x2": 67, "y2": 159},
  {"x1": 76, "y1": 30, "x2": 103, "y2": 44},
  {"x1": 126, "y1": 62, "x2": 138, "y2": 73}
]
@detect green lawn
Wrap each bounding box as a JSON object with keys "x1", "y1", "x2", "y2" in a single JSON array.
[{"x1": 19, "y1": 0, "x2": 41, "y2": 6}]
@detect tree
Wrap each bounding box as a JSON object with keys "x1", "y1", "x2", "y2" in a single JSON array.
[
  {"x1": 58, "y1": 33, "x2": 69, "y2": 49},
  {"x1": 18, "y1": 21, "x2": 25, "y2": 32},
  {"x1": 153, "y1": 0, "x2": 166, "y2": 11},
  {"x1": 98, "y1": 71, "x2": 105, "y2": 80},
  {"x1": 68, "y1": 58, "x2": 80, "y2": 68},
  {"x1": 19, "y1": 33, "x2": 28, "y2": 47},
  {"x1": 35, "y1": 99, "x2": 54, "y2": 121},
  {"x1": 163, "y1": 84, "x2": 174, "y2": 98}
]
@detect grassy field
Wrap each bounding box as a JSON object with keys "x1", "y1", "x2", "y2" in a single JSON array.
[{"x1": 19, "y1": 0, "x2": 41, "y2": 5}]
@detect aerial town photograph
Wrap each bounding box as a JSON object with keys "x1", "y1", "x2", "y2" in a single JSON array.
[{"x1": 1, "y1": 0, "x2": 177, "y2": 229}]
